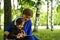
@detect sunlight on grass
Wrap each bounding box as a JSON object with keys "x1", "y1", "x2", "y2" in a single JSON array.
[
  {"x1": 0, "y1": 29, "x2": 60, "y2": 40},
  {"x1": 33, "y1": 29, "x2": 60, "y2": 40}
]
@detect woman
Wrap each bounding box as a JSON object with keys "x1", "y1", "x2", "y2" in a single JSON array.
[{"x1": 4, "y1": 8, "x2": 39, "y2": 40}]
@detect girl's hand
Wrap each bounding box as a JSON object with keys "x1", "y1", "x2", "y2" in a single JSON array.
[{"x1": 16, "y1": 33, "x2": 24, "y2": 38}]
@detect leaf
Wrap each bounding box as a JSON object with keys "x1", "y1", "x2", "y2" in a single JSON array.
[{"x1": 56, "y1": 4, "x2": 60, "y2": 13}]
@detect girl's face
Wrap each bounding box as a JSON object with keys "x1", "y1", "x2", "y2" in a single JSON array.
[
  {"x1": 16, "y1": 22, "x2": 24, "y2": 29},
  {"x1": 22, "y1": 14, "x2": 31, "y2": 21}
]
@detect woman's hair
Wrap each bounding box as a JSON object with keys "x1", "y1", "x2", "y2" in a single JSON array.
[
  {"x1": 22, "y1": 8, "x2": 33, "y2": 17},
  {"x1": 16, "y1": 18, "x2": 24, "y2": 25}
]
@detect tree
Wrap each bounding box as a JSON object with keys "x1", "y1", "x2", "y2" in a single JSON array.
[
  {"x1": 47, "y1": 0, "x2": 49, "y2": 29},
  {"x1": 50, "y1": 0, "x2": 54, "y2": 31},
  {"x1": 0, "y1": 0, "x2": 2, "y2": 29},
  {"x1": 4, "y1": 0, "x2": 12, "y2": 29},
  {"x1": 33, "y1": 0, "x2": 41, "y2": 32}
]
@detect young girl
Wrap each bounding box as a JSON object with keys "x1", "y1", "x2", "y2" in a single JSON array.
[{"x1": 6, "y1": 18, "x2": 25, "y2": 40}]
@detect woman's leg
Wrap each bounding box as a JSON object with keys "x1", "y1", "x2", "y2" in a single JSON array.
[{"x1": 24, "y1": 35, "x2": 40, "y2": 40}]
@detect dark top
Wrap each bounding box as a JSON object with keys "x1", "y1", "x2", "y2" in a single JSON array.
[{"x1": 7, "y1": 26, "x2": 24, "y2": 39}]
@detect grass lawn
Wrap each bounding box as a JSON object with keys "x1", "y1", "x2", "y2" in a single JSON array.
[
  {"x1": 33, "y1": 29, "x2": 60, "y2": 40},
  {"x1": 0, "y1": 29, "x2": 60, "y2": 40},
  {"x1": 0, "y1": 29, "x2": 3, "y2": 40}
]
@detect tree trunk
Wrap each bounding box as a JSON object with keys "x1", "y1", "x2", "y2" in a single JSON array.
[
  {"x1": 0, "y1": 0, "x2": 2, "y2": 29},
  {"x1": 50, "y1": 0, "x2": 54, "y2": 31},
  {"x1": 0, "y1": 13, "x2": 1, "y2": 29},
  {"x1": 4, "y1": 0, "x2": 12, "y2": 30},
  {"x1": 47, "y1": 0, "x2": 49, "y2": 29},
  {"x1": 33, "y1": 0, "x2": 40, "y2": 32}
]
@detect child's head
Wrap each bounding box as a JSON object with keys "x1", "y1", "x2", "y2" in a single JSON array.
[
  {"x1": 22, "y1": 8, "x2": 33, "y2": 21},
  {"x1": 16, "y1": 18, "x2": 24, "y2": 29}
]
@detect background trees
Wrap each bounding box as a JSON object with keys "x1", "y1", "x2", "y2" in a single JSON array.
[{"x1": 2, "y1": 0, "x2": 60, "y2": 29}]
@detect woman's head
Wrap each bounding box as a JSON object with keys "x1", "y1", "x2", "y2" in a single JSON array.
[
  {"x1": 16, "y1": 18, "x2": 25, "y2": 29},
  {"x1": 22, "y1": 8, "x2": 33, "y2": 21}
]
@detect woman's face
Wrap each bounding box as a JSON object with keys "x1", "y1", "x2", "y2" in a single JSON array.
[
  {"x1": 22, "y1": 14, "x2": 31, "y2": 21},
  {"x1": 17, "y1": 22, "x2": 24, "y2": 29}
]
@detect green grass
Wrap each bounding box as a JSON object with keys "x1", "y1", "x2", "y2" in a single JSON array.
[
  {"x1": 0, "y1": 29, "x2": 60, "y2": 40},
  {"x1": 33, "y1": 29, "x2": 60, "y2": 40},
  {"x1": 0, "y1": 29, "x2": 3, "y2": 40}
]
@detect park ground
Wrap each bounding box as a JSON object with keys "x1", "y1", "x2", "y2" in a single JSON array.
[{"x1": 0, "y1": 29, "x2": 60, "y2": 40}]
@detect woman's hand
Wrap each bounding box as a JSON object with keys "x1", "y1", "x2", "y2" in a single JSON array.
[{"x1": 4, "y1": 31, "x2": 9, "y2": 36}]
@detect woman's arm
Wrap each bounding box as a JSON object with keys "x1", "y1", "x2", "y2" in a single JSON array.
[
  {"x1": 5, "y1": 21, "x2": 14, "y2": 31},
  {"x1": 27, "y1": 20, "x2": 32, "y2": 35},
  {"x1": 4, "y1": 21, "x2": 14, "y2": 36}
]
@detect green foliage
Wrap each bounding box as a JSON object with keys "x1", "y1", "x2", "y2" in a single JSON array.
[
  {"x1": 18, "y1": 0, "x2": 36, "y2": 7},
  {"x1": 54, "y1": 13, "x2": 60, "y2": 25},
  {"x1": 39, "y1": 10, "x2": 47, "y2": 26},
  {"x1": 56, "y1": 4, "x2": 60, "y2": 13},
  {"x1": 17, "y1": 0, "x2": 37, "y2": 13},
  {"x1": 54, "y1": 7, "x2": 60, "y2": 25},
  {"x1": 29, "y1": 1, "x2": 36, "y2": 7},
  {"x1": 19, "y1": 7, "x2": 24, "y2": 13}
]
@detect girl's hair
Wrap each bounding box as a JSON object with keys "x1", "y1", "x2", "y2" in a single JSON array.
[
  {"x1": 16, "y1": 18, "x2": 24, "y2": 25},
  {"x1": 22, "y1": 8, "x2": 33, "y2": 17}
]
